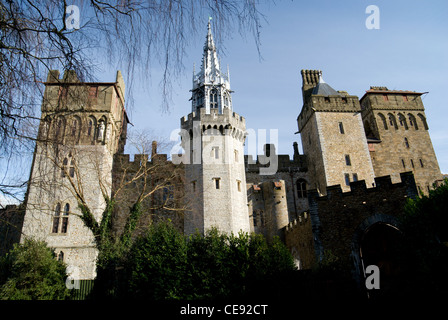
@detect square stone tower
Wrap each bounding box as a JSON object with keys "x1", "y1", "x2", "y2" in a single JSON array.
[
  {"x1": 360, "y1": 87, "x2": 442, "y2": 193},
  {"x1": 22, "y1": 69, "x2": 128, "y2": 280},
  {"x1": 297, "y1": 70, "x2": 375, "y2": 194}
]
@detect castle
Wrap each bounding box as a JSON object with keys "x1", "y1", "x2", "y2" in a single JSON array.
[{"x1": 16, "y1": 22, "x2": 443, "y2": 286}]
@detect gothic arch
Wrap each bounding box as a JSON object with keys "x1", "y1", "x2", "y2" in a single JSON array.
[
  {"x1": 87, "y1": 115, "x2": 97, "y2": 143},
  {"x1": 387, "y1": 113, "x2": 398, "y2": 130},
  {"x1": 397, "y1": 113, "x2": 408, "y2": 130},
  {"x1": 351, "y1": 214, "x2": 402, "y2": 289},
  {"x1": 408, "y1": 113, "x2": 418, "y2": 130},
  {"x1": 69, "y1": 115, "x2": 82, "y2": 144},
  {"x1": 417, "y1": 113, "x2": 429, "y2": 130},
  {"x1": 377, "y1": 113, "x2": 388, "y2": 130},
  {"x1": 53, "y1": 115, "x2": 66, "y2": 143},
  {"x1": 296, "y1": 178, "x2": 308, "y2": 198}
]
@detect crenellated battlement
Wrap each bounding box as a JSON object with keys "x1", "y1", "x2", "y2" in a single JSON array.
[{"x1": 307, "y1": 171, "x2": 417, "y2": 202}]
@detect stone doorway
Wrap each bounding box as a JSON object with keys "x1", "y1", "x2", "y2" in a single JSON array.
[{"x1": 360, "y1": 222, "x2": 403, "y2": 299}]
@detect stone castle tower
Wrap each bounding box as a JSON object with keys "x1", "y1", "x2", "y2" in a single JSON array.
[
  {"x1": 360, "y1": 87, "x2": 442, "y2": 193},
  {"x1": 297, "y1": 70, "x2": 375, "y2": 194},
  {"x1": 21, "y1": 70, "x2": 128, "y2": 280},
  {"x1": 180, "y1": 21, "x2": 250, "y2": 235}
]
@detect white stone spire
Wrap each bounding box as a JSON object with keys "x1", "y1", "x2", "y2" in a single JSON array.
[{"x1": 191, "y1": 20, "x2": 232, "y2": 114}]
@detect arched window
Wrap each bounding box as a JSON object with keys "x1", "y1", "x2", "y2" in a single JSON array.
[
  {"x1": 61, "y1": 204, "x2": 69, "y2": 233},
  {"x1": 52, "y1": 203, "x2": 61, "y2": 233},
  {"x1": 398, "y1": 113, "x2": 408, "y2": 130},
  {"x1": 296, "y1": 179, "x2": 307, "y2": 198},
  {"x1": 209, "y1": 89, "x2": 218, "y2": 109},
  {"x1": 378, "y1": 113, "x2": 388, "y2": 130},
  {"x1": 388, "y1": 113, "x2": 398, "y2": 130},
  {"x1": 87, "y1": 116, "x2": 97, "y2": 142},
  {"x1": 408, "y1": 114, "x2": 418, "y2": 130},
  {"x1": 54, "y1": 116, "x2": 66, "y2": 142},
  {"x1": 417, "y1": 113, "x2": 429, "y2": 130}
]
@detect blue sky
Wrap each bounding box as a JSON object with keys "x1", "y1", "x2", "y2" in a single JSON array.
[{"x1": 101, "y1": 0, "x2": 447, "y2": 173}]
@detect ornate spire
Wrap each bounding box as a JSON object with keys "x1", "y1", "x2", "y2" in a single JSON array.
[{"x1": 191, "y1": 20, "x2": 232, "y2": 114}]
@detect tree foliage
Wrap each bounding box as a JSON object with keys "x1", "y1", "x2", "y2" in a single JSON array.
[
  {"x1": 396, "y1": 178, "x2": 448, "y2": 297},
  {"x1": 119, "y1": 222, "x2": 296, "y2": 300},
  {"x1": 0, "y1": 238, "x2": 70, "y2": 300}
]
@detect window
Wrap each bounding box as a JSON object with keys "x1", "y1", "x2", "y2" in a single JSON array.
[
  {"x1": 419, "y1": 159, "x2": 424, "y2": 168},
  {"x1": 398, "y1": 113, "x2": 408, "y2": 129},
  {"x1": 417, "y1": 113, "x2": 429, "y2": 130},
  {"x1": 296, "y1": 179, "x2": 307, "y2": 198},
  {"x1": 402, "y1": 95, "x2": 408, "y2": 102},
  {"x1": 344, "y1": 174, "x2": 350, "y2": 186},
  {"x1": 339, "y1": 122, "x2": 345, "y2": 134},
  {"x1": 61, "y1": 158, "x2": 68, "y2": 177},
  {"x1": 324, "y1": 97, "x2": 330, "y2": 103},
  {"x1": 382, "y1": 94, "x2": 389, "y2": 101},
  {"x1": 61, "y1": 204, "x2": 69, "y2": 233},
  {"x1": 353, "y1": 173, "x2": 358, "y2": 181},
  {"x1": 237, "y1": 180, "x2": 241, "y2": 192},
  {"x1": 191, "y1": 181, "x2": 196, "y2": 192},
  {"x1": 52, "y1": 203, "x2": 61, "y2": 233},
  {"x1": 401, "y1": 159, "x2": 406, "y2": 169},
  {"x1": 404, "y1": 137, "x2": 410, "y2": 148},
  {"x1": 345, "y1": 154, "x2": 351, "y2": 166},
  {"x1": 69, "y1": 159, "x2": 75, "y2": 178},
  {"x1": 214, "y1": 178, "x2": 220, "y2": 189},
  {"x1": 411, "y1": 159, "x2": 415, "y2": 169},
  {"x1": 212, "y1": 146, "x2": 219, "y2": 159},
  {"x1": 210, "y1": 89, "x2": 218, "y2": 109},
  {"x1": 388, "y1": 114, "x2": 398, "y2": 130},
  {"x1": 408, "y1": 114, "x2": 419, "y2": 130},
  {"x1": 342, "y1": 97, "x2": 347, "y2": 103},
  {"x1": 234, "y1": 150, "x2": 238, "y2": 162},
  {"x1": 57, "y1": 251, "x2": 64, "y2": 262}
]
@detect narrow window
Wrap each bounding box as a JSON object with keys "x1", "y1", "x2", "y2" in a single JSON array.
[
  {"x1": 61, "y1": 204, "x2": 69, "y2": 234},
  {"x1": 339, "y1": 122, "x2": 345, "y2": 134},
  {"x1": 401, "y1": 159, "x2": 406, "y2": 169},
  {"x1": 345, "y1": 154, "x2": 351, "y2": 166},
  {"x1": 191, "y1": 181, "x2": 196, "y2": 192},
  {"x1": 427, "y1": 185, "x2": 431, "y2": 193},
  {"x1": 344, "y1": 173, "x2": 350, "y2": 186},
  {"x1": 404, "y1": 137, "x2": 410, "y2": 148},
  {"x1": 411, "y1": 159, "x2": 415, "y2": 169},
  {"x1": 69, "y1": 159, "x2": 75, "y2": 178},
  {"x1": 214, "y1": 178, "x2": 220, "y2": 189},
  {"x1": 52, "y1": 203, "x2": 61, "y2": 233},
  {"x1": 353, "y1": 173, "x2": 358, "y2": 181},
  {"x1": 212, "y1": 147, "x2": 219, "y2": 159},
  {"x1": 382, "y1": 94, "x2": 388, "y2": 101},
  {"x1": 234, "y1": 150, "x2": 238, "y2": 162},
  {"x1": 57, "y1": 251, "x2": 64, "y2": 262},
  {"x1": 237, "y1": 180, "x2": 241, "y2": 192},
  {"x1": 61, "y1": 158, "x2": 68, "y2": 177},
  {"x1": 419, "y1": 159, "x2": 424, "y2": 168},
  {"x1": 296, "y1": 179, "x2": 307, "y2": 198}
]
